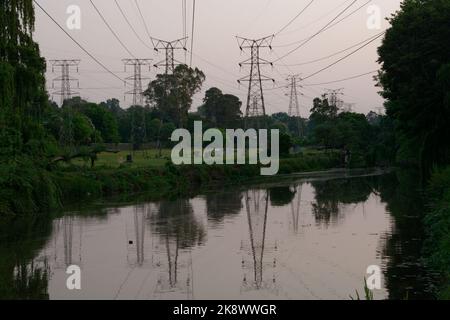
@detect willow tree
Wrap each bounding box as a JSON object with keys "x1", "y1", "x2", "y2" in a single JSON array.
[{"x1": 0, "y1": 0, "x2": 47, "y2": 154}]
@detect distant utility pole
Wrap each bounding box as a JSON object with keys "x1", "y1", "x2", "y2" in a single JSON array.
[
  {"x1": 123, "y1": 59, "x2": 152, "y2": 106},
  {"x1": 153, "y1": 38, "x2": 188, "y2": 74},
  {"x1": 49, "y1": 59, "x2": 80, "y2": 106},
  {"x1": 286, "y1": 74, "x2": 304, "y2": 137},
  {"x1": 325, "y1": 88, "x2": 344, "y2": 110},
  {"x1": 237, "y1": 35, "x2": 275, "y2": 128}
]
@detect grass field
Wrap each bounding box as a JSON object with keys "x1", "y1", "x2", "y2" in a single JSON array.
[
  {"x1": 70, "y1": 146, "x2": 340, "y2": 169},
  {"x1": 72, "y1": 149, "x2": 172, "y2": 168}
]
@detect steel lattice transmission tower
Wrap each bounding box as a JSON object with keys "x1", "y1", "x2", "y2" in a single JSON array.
[
  {"x1": 286, "y1": 75, "x2": 304, "y2": 117},
  {"x1": 123, "y1": 59, "x2": 152, "y2": 153},
  {"x1": 286, "y1": 75, "x2": 305, "y2": 137},
  {"x1": 153, "y1": 38, "x2": 188, "y2": 74},
  {"x1": 50, "y1": 59, "x2": 80, "y2": 148},
  {"x1": 237, "y1": 36, "x2": 275, "y2": 127},
  {"x1": 49, "y1": 59, "x2": 80, "y2": 106},
  {"x1": 325, "y1": 88, "x2": 345, "y2": 110},
  {"x1": 123, "y1": 59, "x2": 152, "y2": 106}
]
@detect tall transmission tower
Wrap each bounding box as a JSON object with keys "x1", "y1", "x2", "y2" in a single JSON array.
[
  {"x1": 123, "y1": 59, "x2": 152, "y2": 106},
  {"x1": 237, "y1": 36, "x2": 275, "y2": 128},
  {"x1": 49, "y1": 59, "x2": 80, "y2": 106},
  {"x1": 286, "y1": 75, "x2": 303, "y2": 117},
  {"x1": 153, "y1": 38, "x2": 188, "y2": 74},
  {"x1": 123, "y1": 59, "x2": 152, "y2": 154},
  {"x1": 325, "y1": 88, "x2": 344, "y2": 110}
]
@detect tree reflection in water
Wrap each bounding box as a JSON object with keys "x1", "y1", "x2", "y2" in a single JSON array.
[
  {"x1": 0, "y1": 171, "x2": 440, "y2": 299},
  {"x1": 310, "y1": 177, "x2": 373, "y2": 228}
]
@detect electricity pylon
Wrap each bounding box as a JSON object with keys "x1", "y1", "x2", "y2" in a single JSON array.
[
  {"x1": 50, "y1": 59, "x2": 80, "y2": 147},
  {"x1": 153, "y1": 38, "x2": 188, "y2": 74},
  {"x1": 325, "y1": 88, "x2": 344, "y2": 110},
  {"x1": 49, "y1": 59, "x2": 80, "y2": 106},
  {"x1": 123, "y1": 59, "x2": 152, "y2": 106},
  {"x1": 237, "y1": 35, "x2": 275, "y2": 128},
  {"x1": 123, "y1": 59, "x2": 152, "y2": 154},
  {"x1": 286, "y1": 75, "x2": 303, "y2": 117},
  {"x1": 286, "y1": 75, "x2": 304, "y2": 137}
]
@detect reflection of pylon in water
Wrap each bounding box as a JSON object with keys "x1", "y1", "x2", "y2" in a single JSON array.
[
  {"x1": 153, "y1": 233, "x2": 193, "y2": 299},
  {"x1": 127, "y1": 205, "x2": 147, "y2": 267},
  {"x1": 290, "y1": 184, "x2": 303, "y2": 235},
  {"x1": 241, "y1": 190, "x2": 278, "y2": 293},
  {"x1": 52, "y1": 215, "x2": 82, "y2": 269},
  {"x1": 63, "y1": 216, "x2": 73, "y2": 266}
]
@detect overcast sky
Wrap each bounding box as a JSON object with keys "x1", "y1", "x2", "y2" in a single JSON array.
[{"x1": 34, "y1": 0, "x2": 402, "y2": 116}]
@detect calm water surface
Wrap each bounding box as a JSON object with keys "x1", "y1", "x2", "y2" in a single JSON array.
[{"x1": 0, "y1": 170, "x2": 437, "y2": 300}]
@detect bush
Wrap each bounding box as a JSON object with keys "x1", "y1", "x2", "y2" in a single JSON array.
[
  {"x1": 424, "y1": 166, "x2": 450, "y2": 298},
  {"x1": 0, "y1": 159, "x2": 61, "y2": 217}
]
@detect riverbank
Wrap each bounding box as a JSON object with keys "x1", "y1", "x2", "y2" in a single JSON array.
[
  {"x1": 0, "y1": 151, "x2": 342, "y2": 218},
  {"x1": 424, "y1": 166, "x2": 450, "y2": 299}
]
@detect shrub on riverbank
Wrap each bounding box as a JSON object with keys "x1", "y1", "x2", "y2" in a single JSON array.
[
  {"x1": 424, "y1": 166, "x2": 450, "y2": 299},
  {"x1": 0, "y1": 159, "x2": 61, "y2": 217},
  {"x1": 0, "y1": 152, "x2": 343, "y2": 217}
]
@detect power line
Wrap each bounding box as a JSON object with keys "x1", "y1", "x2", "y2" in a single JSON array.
[
  {"x1": 275, "y1": 0, "x2": 316, "y2": 35},
  {"x1": 302, "y1": 31, "x2": 385, "y2": 80},
  {"x1": 182, "y1": 0, "x2": 187, "y2": 62},
  {"x1": 190, "y1": 0, "x2": 197, "y2": 67},
  {"x1": 89, "y1": 0, "x2": 136, "y2": 58},
  {"x1": 134, "y1": 0, "x2": 156, "y2": 47},
  {"x1": 33, "y1": 0, "x2": 130, "y2": 87},
  {"x1": 274, "y1": 0, "x2": 371, "y2": 48},
  {"x1": 276, "y1": 32, "x2": 384, "y2": 67},
  {"x1": 114, "y1": 0, "x2": 152, "y2": 50},
  {"x1": 303, "y1": 70, "x2": 378, "y2": 86},
  {"x1": 273, "y1": 0, "x2": 358, "y2": 61},
  {"x1": 276, "y1": 0, "x2": 354, "y2": 37},
  {"x1": 244, "y1": 0, "x2": 273, "y2": 36}
]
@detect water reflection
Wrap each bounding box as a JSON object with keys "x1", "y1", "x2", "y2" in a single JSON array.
[
  {"x1": 150, "y1": 200, "x2": 205, "y2": 299},
  {"x1": 205, "y1": 192, "x2": 243, "y2": 225},
  {"x1": 241, "y1": 190, "x2": 278, "y2": 294},
  {"x1": 310, "y1": 178, "x2": 373, "y2": 228},
  {"x1": 0, "y1": 170, "x2": 439, "y2": 299}
]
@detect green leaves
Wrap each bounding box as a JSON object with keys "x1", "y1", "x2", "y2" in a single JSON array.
[{"x1": 378, "y1": 0, "x2": 450, "y2": 171}]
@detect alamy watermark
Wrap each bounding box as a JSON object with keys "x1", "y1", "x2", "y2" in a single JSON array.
[
  {"x1": 171, "y1": 121, "x2": 280, "y2": 176},
  {"x1": 66, "y1": 264, "x2": 81, "y2": 290}
]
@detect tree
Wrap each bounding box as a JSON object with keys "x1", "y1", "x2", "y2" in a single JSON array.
[
  {"x1": 378, "y1": 0, "x2": 450, "y2": 174},
  {"x1": 310, "y1": 95, "x2": 338, "y2": 120},
  {"x1": 0, "y1": 0, "x2": 48, "y2": 154},
  {"x1": 63, "y1": 97, "x2": 120, "y2": 143},
  {"x1": 144, "y1": 64, "x2": 205, "y2": 128},
  {"x1": 198, "y1": 87, "x2": 242, "y2": 128}
]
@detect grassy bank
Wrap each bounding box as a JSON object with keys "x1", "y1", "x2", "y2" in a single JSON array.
[
  {"x1": 424, "y1": 166, "x2": 450, "y2": 299},
  {"x1": 0, "y1": 151, "x2": 342, "y2": 218}
]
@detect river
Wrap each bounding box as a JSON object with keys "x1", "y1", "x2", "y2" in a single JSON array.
[{"x1": 0, "y1": 169, "x2": 438, "y2": 300}]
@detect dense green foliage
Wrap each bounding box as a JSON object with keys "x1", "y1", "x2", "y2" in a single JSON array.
[
  {"x1": 198, "y1": 87, "x2": 242, "y2": 127},
  {"x1": 378, "y1": 0, "x2": 450, "y2": 174},
  {"x1": 304, "y1": 95, "x2": 396, "y2": 167},
  {"x1": 144, "y1": 64, "x2": 205, "y2": 128},
  {"x1": 377, "y1": 0, "x2": 450, "y2": 298},
  {"x1": 424, "y1": 167, "x2": 450, "y2": 298}
]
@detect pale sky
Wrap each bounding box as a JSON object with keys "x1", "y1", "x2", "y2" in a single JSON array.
[{"x1": 34, "y1": 0, "x2": 402, "y2": 117}]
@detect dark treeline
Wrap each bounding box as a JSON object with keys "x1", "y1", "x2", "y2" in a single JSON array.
[
  {"x1": 46, "y1": 86, "x2": 395, "y2": 168},
  {"x1": 376, "y1": 0, "x2": 450, "y2": 298}
]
